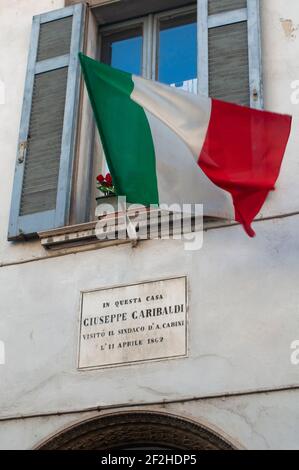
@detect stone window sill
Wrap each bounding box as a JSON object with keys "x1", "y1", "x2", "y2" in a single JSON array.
[{"x1": 38, "y1": 210, "x2": 232, "y2": 250}]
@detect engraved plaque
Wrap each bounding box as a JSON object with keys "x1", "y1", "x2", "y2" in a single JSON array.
[{"x1": 78, "y1": 276, "x2": 187, "y2": 369}]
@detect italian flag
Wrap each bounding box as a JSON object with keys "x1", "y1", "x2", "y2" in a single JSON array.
[{"x1": 79, "y1": 53, "x2": 291, "y2": 237}]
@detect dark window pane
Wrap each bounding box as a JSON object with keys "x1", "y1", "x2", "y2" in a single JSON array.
[
  {"x1": 157, "y1": 13, "x2": 197, "y2": 93},
  {"x1": 101, "y1": 27, "x2": 143, "y2": 75}
]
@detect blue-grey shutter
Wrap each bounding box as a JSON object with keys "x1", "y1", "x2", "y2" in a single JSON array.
[
  {"x1": 8, "y1": 4, "x2": 85, "y2": 240},
  {"x1": 197, "y1": 0, "x2": 263, "y2": 108}
]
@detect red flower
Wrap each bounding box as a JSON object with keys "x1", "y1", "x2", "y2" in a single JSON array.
[
  {"x1": 105, "y1": 173, "x2": 113, "y2": 186},
  {"x1": 105, "y1": 173, "x2": 112, "y2": 185},
  {"x1": 96, "y1": 174, "x2": 105, "y2": 183}
]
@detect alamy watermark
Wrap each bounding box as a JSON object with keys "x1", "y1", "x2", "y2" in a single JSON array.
[
  {"x1": 290, "y1": 340, "x2": 299, "y2": 365},
  {"x1": 290, "y1": 80, "x2": 299, "y2": 104},
  {"x1": 95, "y1": 196, "x2": 204, "y2": 251}
]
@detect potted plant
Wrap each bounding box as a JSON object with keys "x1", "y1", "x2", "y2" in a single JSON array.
[
  {"x1": 95, "y1": 172, "x2": 143, "y2": 217},
  {"x1": 96, "y1": 172, "x2": 119, "y2": 212},
  {"x1": 96, "y1": 172, "x2": 115, "y2": 196}
]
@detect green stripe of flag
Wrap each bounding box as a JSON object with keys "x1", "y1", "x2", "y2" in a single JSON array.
[{"x1": 79, "y1": 53, "x2": 159, "y2": 206}]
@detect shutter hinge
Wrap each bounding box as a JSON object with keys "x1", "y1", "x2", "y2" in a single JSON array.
[
  {"x1": 18, "y1": 141, "x2": 27, "y2": 164},
  {"x1": 252, "y1": 88, "x2": 259, "y2": 102}
]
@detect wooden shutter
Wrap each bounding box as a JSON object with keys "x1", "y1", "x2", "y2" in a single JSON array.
[
  {"x1": 197, "y1": 0, "x2": 263, "y2": 108},
  {"x1": 8, "y1": 4, "x2": 85, "y2": 240}
]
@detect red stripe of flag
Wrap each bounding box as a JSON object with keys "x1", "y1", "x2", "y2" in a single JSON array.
[{"x1": 198, "y1": 99, "x2": 292, "y2": 237}]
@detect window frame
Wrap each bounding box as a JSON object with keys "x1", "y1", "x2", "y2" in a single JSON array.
[
  {"x1": 99, "y1": 16, "x2": 150, "y2": 79},
  {"x1": 8, "y1": 1, "x2": 263, "y2": 240},
  {"x1": 98, "y1": 4, "x2": 198, "y2": 81},
  {"x1": 151, "y1": 5, "x2": 198, "y2": 82},
  {"x1": 81, "y1": 0, "x2": 263, "y2": 224}
]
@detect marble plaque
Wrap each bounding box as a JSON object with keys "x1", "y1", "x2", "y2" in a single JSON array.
[{"x1": 78, "y1": 276, "x2": 187, "y2": 369}]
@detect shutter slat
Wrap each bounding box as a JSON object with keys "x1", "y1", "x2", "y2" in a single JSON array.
[
  {"x1": 20, "y1": 67, "x2": 68, "y2": 216},
  {"x1": 37, "y1": 16, "x2": 73, "y2": 62},
  {"x1": 208, "y1": 21, "x2": 250, "y2": 106},
  {"x1": 208, "y1": 0, "x2": 247, "y2": 15},
  {"x1": 21, "y1": 190, "x2": 58, "y2": 215}
]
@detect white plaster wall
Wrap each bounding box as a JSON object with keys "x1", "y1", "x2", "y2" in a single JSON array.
[
  {"x1": 0, "y1": 215, "x2": 299, "y2": 419},
  {"x1": 260, "y1": 0, "x2": 299, "y2": 218},
  {"x1": 0, "y1": 390, "x2": 299, "y2": 449}
]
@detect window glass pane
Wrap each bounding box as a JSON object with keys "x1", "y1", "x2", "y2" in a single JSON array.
[
  {"x1": 101, "y1": 27, "x2": 143, "y2": 76},
  {"x1": 157, "y1": 13, "x2": 197, "y2": 93}
]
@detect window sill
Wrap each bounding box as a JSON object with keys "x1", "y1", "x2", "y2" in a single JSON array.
[
  {"x1": 38, "y1": 218, "x2": 129, "y2": 251},
  {"x1": 38, "y1": 210, "x2": 232, "y2": 251}
]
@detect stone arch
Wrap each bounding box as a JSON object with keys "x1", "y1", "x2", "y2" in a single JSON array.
[{"x1": 37, "y1": 410, "x2": 236, "y2": 450}]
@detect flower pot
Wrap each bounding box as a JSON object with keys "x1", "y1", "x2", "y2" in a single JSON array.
[
  {"x1": 96, "y1": 195, "x2": 120, "y2": 218},
  {"x1": 96, "y1": 195, "x2": 147, "y2": 220}
]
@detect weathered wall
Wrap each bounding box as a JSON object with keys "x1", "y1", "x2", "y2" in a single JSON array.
[
  {"x1": 1, "y1": 215, "x2": 299, "y2": 418},
  {"x1": 0, "y1": 0, "x2": 299, "y2": 450},
  {"x1": 261, "y1": 0, "x2": 299, "y2": 217},
  {"x1": 1, "y1": 389, "x2": 299, "y2": 450}
]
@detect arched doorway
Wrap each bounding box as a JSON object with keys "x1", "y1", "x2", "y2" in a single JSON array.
[{"x1": 37, "y1": 411, "x2": 236, "y2": 450}]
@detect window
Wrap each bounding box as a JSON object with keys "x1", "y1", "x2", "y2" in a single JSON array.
[
  {"x1": 99, "y1": 6, "x2": 198, "y2": 89},
  {"x1": 8, "y1": 0, "x2": 262, "y2": 240},
  {"x1": 101, "y1": 27, "x2": 144, "y2": 76},
  {"x1": 156, "y1": 12, "x2": 197, "y2": 92}
]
